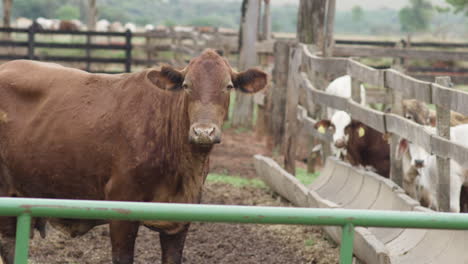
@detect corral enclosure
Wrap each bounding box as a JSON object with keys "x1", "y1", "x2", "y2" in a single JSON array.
[{"x1": 3, "y1": 0, "x2": 468, "y2": 264}]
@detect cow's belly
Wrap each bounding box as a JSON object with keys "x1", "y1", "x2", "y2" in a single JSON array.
[{"x1": 0, "y1": 144, "x2": 110, "y2": 200}]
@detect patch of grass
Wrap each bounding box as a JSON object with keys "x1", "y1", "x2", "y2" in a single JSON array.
[
  {"x1": 235, "y1": 127, "x2": 249, "y2": 134},
  {"x1": 207, "y1": 173, "x2": 267, "y2": 188},
  {"x1": 304, "y1": 238, "x2": 315, "y2": 247},
  {"x1": 296, "y1": 167, "x2": 320, "y2": 186}
]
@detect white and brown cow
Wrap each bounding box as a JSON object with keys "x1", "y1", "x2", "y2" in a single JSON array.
[{"x1": 315, "y1": 111, "x2": 390, "y2": 178}]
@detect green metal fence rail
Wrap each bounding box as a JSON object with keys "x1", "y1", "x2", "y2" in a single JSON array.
[{"x1": 2, "y1": 198, "x2": 468, "y2": 264}]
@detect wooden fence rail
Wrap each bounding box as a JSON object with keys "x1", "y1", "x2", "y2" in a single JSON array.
[{"x1": 0, "y1": 26, "x2": 132, "y2": 73}]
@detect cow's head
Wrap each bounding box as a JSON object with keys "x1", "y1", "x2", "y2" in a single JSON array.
[
  {"x1": 402, "y1": 99, "x2": 431, "y2": 126},
  {"x1": 147, "y1": 49, "x2": 267, "y2": 146},
  {"x1": 315, "y1": 111, "x2": 365, "y2": 149},
  {"x1": 397, "y1": 139, "x2": 429, "y2": 169}
]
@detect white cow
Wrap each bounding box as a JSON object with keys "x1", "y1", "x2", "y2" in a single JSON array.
[
  {"x1": 36, "y1": 17, "x2": 55, "y2": 30},
  {"x1": 124, "y1": 22, "x2": 136, "y2": 32},
  {"x1": 96, "y1": 19, "x2": 110, "y2": 32},
  {"x1": 325, "y1": 75, "x2": 366, "y2": 119},
  {"x1": 145, "y1": 24, "x2": 155, "y2": 31},
  {"x1": 407, "y1": 125, "x2": 468, "y2": 212}
]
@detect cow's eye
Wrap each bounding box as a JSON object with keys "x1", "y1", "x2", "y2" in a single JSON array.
[
  {"x1": 405, "y1": 114, "x2": 413, "y2": 120},
  {"x1": 226, "y1": 83, "x2": 234, "y2": 90}
]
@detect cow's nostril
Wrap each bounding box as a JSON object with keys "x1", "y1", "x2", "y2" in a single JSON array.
[
  {"x1": 193, "y1": 127, "x2": 201, "y2": 136},
  {"x1": 208, "y1": 127, "x2": 215, "y2": 136},
  {"x1": 415, "y1": 160, "x2": 424, "y2": 168}
]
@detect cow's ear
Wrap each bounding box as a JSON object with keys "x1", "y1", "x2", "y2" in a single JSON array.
[
  {"x1": 396, "y1": 139, "x2": 408, "y2": 160},
  {"x1": 233, "y1": 68, "x2": 267, "y2": 93},
  {"x1": 314, "y1": 120, "x2": 331, "y2": 134},
  {"x1": 147, "y1": 66, "x2": 184, "y2": 90}
]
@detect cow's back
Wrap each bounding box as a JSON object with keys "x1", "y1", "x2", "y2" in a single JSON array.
[{"x1": 0, "y1": 60, "x2": 127, "y2": 199}]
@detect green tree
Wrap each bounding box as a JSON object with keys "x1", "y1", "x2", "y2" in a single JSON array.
[
  {"x1": 399, "y1": 0, "x2": 433, "y2": 33},
  {"x1": 55, "y1": 4, "x2": 80, "y2": 20},
  {"x1": 351, "y1": 5, "x2": 363, "y2": 23},
  {"x1": 445, "y1": 0, "x2": 468, "y2": 14}
]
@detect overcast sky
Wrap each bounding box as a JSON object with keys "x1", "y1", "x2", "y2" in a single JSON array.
[{"x1": 270, "y1": 0, "x2": 448, "y2": 11}]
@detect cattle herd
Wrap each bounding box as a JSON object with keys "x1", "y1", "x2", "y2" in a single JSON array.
[
  {"x1": 314, "y1": 75, "x2": 468, "y2": 213},
  {"x1": 14, "y1": 16, "x2": 156, "y2": 33}
]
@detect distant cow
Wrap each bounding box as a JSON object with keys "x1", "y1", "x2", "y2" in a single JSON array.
[
  {"x1": 314, "y1": 111, "x2": 390, "y2": 178},
  {"x1": 428, "y1": 109, "x2": 468, "y2": 127},
  {"x1": 0, "y1": 49, "x2": 267, "y2": 264},
  {"x1": 58, "y1": 20, "x2": 80, "y2": 31}
]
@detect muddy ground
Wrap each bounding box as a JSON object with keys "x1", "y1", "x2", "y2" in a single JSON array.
[{"x1": 27, "y1": 129, "x2": 339, "y2": 264}]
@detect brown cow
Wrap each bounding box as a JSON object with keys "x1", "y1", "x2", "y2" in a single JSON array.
[
  {"x1": 0, "y1": 49, "x2": 267, "y2": 264},
  {"x1": 58, "y1": 20, "x2": 79, "y2": 31}
]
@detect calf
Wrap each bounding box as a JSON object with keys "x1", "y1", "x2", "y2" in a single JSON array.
[
  {"x1": 404, "y1": 125, "x2": 468, "y2": 212},
  {"x1": 315, "y1": 111, "x2": 390, "y2": 178},
  {"x1": 0, "y1": 49, "x2": 267, "y2": 264}
]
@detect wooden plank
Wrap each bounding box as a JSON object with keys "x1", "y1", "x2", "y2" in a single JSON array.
[
  {"x1": 334, "y1": 45, "x2": 468, "y2": 61},
  {"x1": 385, "y1": 114, "x2": 432, "y2": 152},
  {"x1": 283, "y1": 44, "x2": 302, "y2": 175},
  {"x1": 255, "y1": 40, "x2": 274, "y2": 53},
  {"x1": 297, "y1": 105, "x2": 332, "y2": 142},
  {"x1": 298, "y1": 72, "x2": 318, "y2": 114},
  {"x1": 308, "y1": 86, "x2": 349, "y2": 112},
  {"x1": 267, "y1": 41, "x2": 292, "y2": 149},
  {"x1": 433, "y1": 83, "x2": 468, "y2": 117},
  {"x1": 366, "y1": 89, "x2": 391, "y2": 104},
  {"x1": 384, "y1": 69, "x2": 432, "y2": 103},
  {"x1": 411, "y1": 73, "x2": 468, "y2": 85},
  {"x1": 323, "y1": 0, "x2": 336, "y2": 57},
  {"x1": 347, "y1": 101, "x2": 386, "y2": 133},
  {"x1": 301, "y1": 44, "x2": 348, "y2": 76},
  {"x1": 434, "y1": 77, "x2": 451, "y2": 212},
  {"x1": 347, "y1": 59, "x2": 384, "y2": 87}
]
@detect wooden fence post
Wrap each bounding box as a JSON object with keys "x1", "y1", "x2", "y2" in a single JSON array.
[
  {"x1": 283, "y1": 43, "x2": 302, "y2": 175},
  {"x1": 232, "y1": 0, "x2": 260, "y2": 128},
  {"x1": 435, "y1": 76, "x2": 452, "y2": 212},
  {"x1": 27, "y1": 23, "x2": 36, "y2": 60},
  {"x1": 145, "y1": 33, "x2": 152, "y2": 67},
  {"x1": 266, "y1": 40, "x2": 290, "y2": 151},
  {"x1": 86, "y1": 33, "x2": 91, "y2": 72},
  {"x1": 351, "y1": 77, "x2": 361, "y2": 103},
  {"x1": 323, "y1": 0, "x2": 336, "y2": 57},
  {"x1": 125, "y1": 30, "x2": 132, "y2": 73}
]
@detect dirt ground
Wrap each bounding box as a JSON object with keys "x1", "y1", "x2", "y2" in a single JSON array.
[{"x1": 27, "y1": 128, "x2": 339, "y2": 264}]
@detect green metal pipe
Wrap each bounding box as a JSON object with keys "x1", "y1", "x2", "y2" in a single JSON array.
[
  {"x1": 14, "y1": 214, "x2": 31, "y2": 264},
  {"x1": 1, "y1": 198, "x2": 468, "y2": 230},
  {"x1": 339, "y1": 223, "x2": 355, "y2": 264}
]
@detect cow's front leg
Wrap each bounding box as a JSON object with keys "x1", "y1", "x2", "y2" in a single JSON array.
[
  {"x1": 160, "y1": 224, "x2": 190, "y2": 264},
  {"x1": 110, "y1": 220, "x2": 139, "y2": 264}
]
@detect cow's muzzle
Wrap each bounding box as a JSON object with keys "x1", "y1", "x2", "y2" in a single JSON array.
[
  {"x1": 189, "y1": 123, "x2": 221, "y2": 145},
  {"x1": 334, "y1": 139, "x2": 346, "y2": 149}
]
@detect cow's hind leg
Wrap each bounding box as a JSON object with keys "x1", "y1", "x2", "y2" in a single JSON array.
[
  {"x1": 109, "y1": 220, "x2": 139, "y2": 264},
  {"x1": 0, "y1": 216, "x2": 17, "y2": 264},
  {"x1": 160, "y1": 224, "x2": 190, "y2": 264}
]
